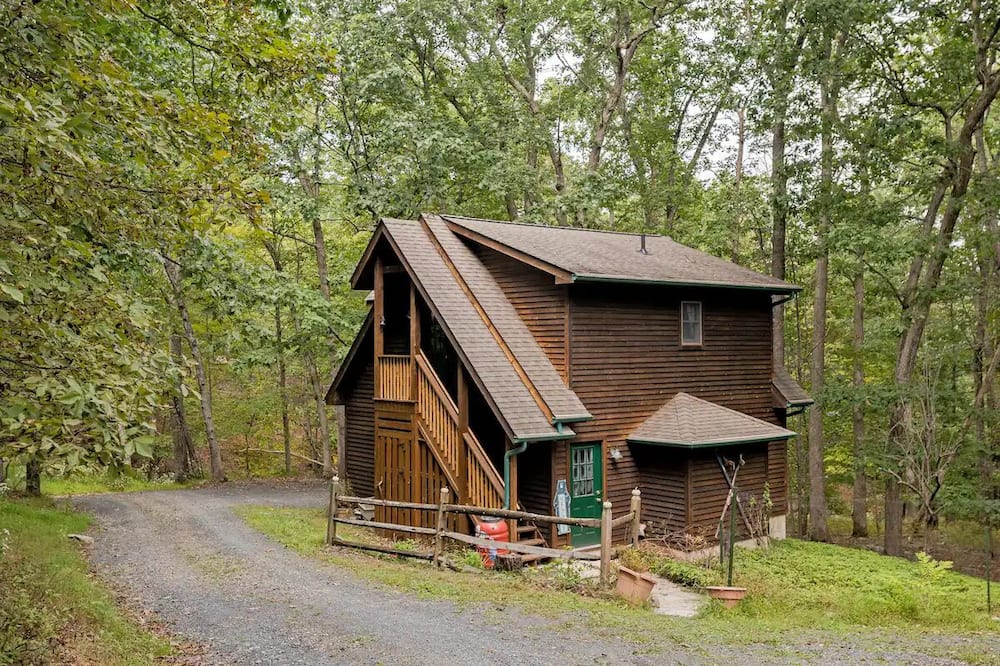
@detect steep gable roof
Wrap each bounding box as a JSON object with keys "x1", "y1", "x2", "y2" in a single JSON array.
[
  {"x1": 374, "y1": 218, "x2": 582, "y2": 441},
  {"x1": 629, "y1": 392, "x2": 796, "y2": 448},
  {"x1": 422, "y1": 215, "x2": 589, "y2": 422},
  {"x1": 444, "y1": 215, "x2": 799, "y2": 293}
]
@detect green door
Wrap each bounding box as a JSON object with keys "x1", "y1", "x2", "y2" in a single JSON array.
[{"x1": 569, "y1": 442, "x2": 603, "y2": 547}]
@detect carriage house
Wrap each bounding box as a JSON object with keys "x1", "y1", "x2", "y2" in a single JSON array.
[{"x1": 327, "y1": 214, "x2": 812, "y2": 550}]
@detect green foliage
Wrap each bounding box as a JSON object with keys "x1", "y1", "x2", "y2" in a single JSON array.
[
  {"x1": 2, "y1": 464, "x2": 188, "y2": 496},
  {"x1": 0, "y1": 498, "x2": 174, "y2": 664},
  {"x1": 728, "y1": 540, "x2": 993, "y2": 631},
  {"x1": 619, "y1": 545, "x2": 718, "y2": 589}
]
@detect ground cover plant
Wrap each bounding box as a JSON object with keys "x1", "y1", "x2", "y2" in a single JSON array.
[
  {"x1": 0, "y1": 496, "x2": 175, "y2": 665},
  {"x1": 239, "y1": 504, "x2": 1000, "y2": 661},
  {"x1": 3, "y1": 464, "x2": 191, "y2": 496}
]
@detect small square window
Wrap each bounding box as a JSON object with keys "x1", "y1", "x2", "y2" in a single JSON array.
[{"x1": 681, "y1": 301, "x2": 702, "y2": 346}]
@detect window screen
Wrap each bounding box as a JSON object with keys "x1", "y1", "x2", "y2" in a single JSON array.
[
  {"x1": 571, "y1": 447, "x2": 595, "y2": 497},
  {"x1": 681, "y1": 301, "x2": 702, "y2": 345}
]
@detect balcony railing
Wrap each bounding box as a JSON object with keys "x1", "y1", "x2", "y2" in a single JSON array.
[{"x1": 375, "y1": 355, "x2": 412, "y2": 401}]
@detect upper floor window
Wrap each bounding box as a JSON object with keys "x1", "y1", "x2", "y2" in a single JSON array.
[{"x1": 681, "y1": 301, "x2": 702, "y2": 346}]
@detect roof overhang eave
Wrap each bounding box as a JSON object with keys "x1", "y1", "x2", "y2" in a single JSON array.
[
  {"x1": 571, "y1": 273, "x2": 801, "y2": 294},
  {"x1": 627, "y1": 432, "x2": 797, "y2": 449},
  {"x1": 512, "y1": 429, "x2": 577, "y2": 444}
]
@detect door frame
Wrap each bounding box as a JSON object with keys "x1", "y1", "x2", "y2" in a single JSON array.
[{"x1": 568, "y1": 441, "x2": 604, "y2": 547}]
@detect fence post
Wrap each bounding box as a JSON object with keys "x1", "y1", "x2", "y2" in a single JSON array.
[
  {"x1": 326, "y1": 475, "x2": 340, "y2": 545},
  {"x1": 434, "y1": 486, "x2": 450, "y2": 567},
  {"x1": 629, "y1": 488, "x2": 642, "y2": 548},
  {"x1": 599, "y1": 500, "x2": 613, "y2": 587}
]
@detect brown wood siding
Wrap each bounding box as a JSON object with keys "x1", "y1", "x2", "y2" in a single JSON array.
[
  {"x1": 474, "y1": 245, "x2": 567, "y2": 378},
  {"x1": 632, "y1": 447, "x2": 687, "y2": 538},
  {"x1": 344, "y1": 359, "x2": 375, "y2": 498},
  {"x1": 518, "y1": 442, "x2": 551, "y2": 517},
  {"x1": 687, "y1": 445, "x2": 770, "y2": 539},
  {"x1": 549, "y1": 441, "x2": 570, "y2": 547},
  {"x1": 569, "y1": 283, "x2": 786, "y2": 537},
  {"x1": 767, "y1": 441, "x2": 788, "y2": 514}
]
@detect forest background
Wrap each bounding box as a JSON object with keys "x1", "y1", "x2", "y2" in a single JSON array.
[{"x1": 2, "y1": 0, "x2": 998, "y2": 560}]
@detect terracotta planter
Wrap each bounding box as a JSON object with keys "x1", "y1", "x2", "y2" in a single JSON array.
[
  {"x1": 705, "y1": 585, "x2": 747, "y2": 609},
  {"x1": 616, "y1": 566, "x2": 657, "y2": 604}
]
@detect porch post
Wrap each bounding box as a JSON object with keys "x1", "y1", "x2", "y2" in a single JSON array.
[
  {"x1": 508, "y1": 441, "x2": 519, "y2": 539},
  {"x1": 409, "y1": 283, "x2": 420, "y2": 399},
  {"x1": 456, "y1": 367, "x2": 469, "y2": 503},
  {"x1": 374, "y1": 257, "x2": 385, "y2": 398}
]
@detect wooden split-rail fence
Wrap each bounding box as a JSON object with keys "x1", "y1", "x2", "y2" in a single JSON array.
[{"x1": 325, "y1": 476, "x2": 642, "y2": 586}]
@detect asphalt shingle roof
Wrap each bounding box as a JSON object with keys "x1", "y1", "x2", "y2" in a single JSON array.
[
  {"x1": 444, "y1": 216, "x2": 798, "y2": 292},
  {"x1": 382, "y1": 219, "x2": 566, "y2": 441},
  {"x1": 629, "y1": 392, "x2": 796, "y2": 448},
  {"x1": 422, "y1": 215, "x2": 590, "y2": 422},
  {"x1": 772, "y1": 367, "x2": 814, "y2": 408}
]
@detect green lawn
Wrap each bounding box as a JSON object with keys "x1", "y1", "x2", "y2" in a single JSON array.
[
  {"x1": 239, "y1": 505, "x2": 999, "y2": 659},
  {"x1": 3, "y1": 463, "x2": 192, "y2": 496},
  {"x1": 0, "y1": 497, "x2": 175, "y2": 665}
]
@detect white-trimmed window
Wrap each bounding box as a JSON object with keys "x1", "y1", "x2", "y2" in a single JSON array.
[{"x1": 681, "y1": 301, "x2": 702, "y2": 346}]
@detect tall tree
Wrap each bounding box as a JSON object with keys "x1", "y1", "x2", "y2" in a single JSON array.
[{"x1": 871, "y1": 0, "x2": 1000, "y2": 555}]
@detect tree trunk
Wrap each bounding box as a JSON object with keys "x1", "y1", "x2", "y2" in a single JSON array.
[
  {"x1": 262, "y1": 235, "x2": 293, "y2": 476},
  {"x1": 771, "y1": 116, "x2": 788, "y2": 369},
  {"x1": 766, "y1": 6, "x2": 806, "y2": 371},
  {"x1": 732, "y1": 105, "x2": 746, "y2": 263},
  {"x1": 169, "y1": 333, "x2": 194, "y2": 482},
  {"x1": 163, "y1": 259, "x2": 225, "y2": 482},
  {"x1": 297, "y1": 123, "x2": 333, "y2": 476},
  {"x1": 277, "y1": 305, "x2": 292, "y2": 475},
  {"x1": 885, "y1": 472, "x2": 904, "y2": 556},
  {"x1": 808, "y1": 249, "x2": 829, "y2": 541},
  {"x1": 884, "y1": 64, "x2": 1000, "y2": 555},
  {"x1": 25, "y1": 458, "x2": 40, "y2": 496},
  {"x1": 851, "y1": 261, "x2": 868, "y2": 537}
]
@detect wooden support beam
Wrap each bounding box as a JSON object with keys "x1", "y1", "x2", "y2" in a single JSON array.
[
  {"x1": 611, "y1": 511, "x2": 635, "y2": 529},
  {"x1": 326, "y1": 476, "x2": 340, "y2": 545},
  {"x1": 331, "y1": 537, "x2": 433, "y2": 560},
  {"x1": 629, "y1": 488, "x2": 642, "y2": 547},
  {"x1": 373, "y1": 257, "x2": 384, "y2": 397},
  {"x1": 434, "y1": 487, "x2": 449, "y2": 567},
  {"x1": 410, "y1": 283, "x2": 420, "y2": 394},
  {"x1": 335, "y1": 405, "x2": 347, "y2": 481},
  {"x1": 457, "y1": 367, "x2": 469, "y2": 503},
  {"x1": 333, "y1": 517, "x2": 438, "y2": 535},
  {"x1": 443, "y1": 531, "x2": 601, "y2": 561},
  {"x1": 600, "y1": 500, "x2": 613, "y2": 587},
  {"x1": 337, "y1": 495, "x2": 439, "y2": 511},
  {"x1": 508, "y1": 441, "x2": 519, "y2": 537},
  {"x1": 444, "y1": 503, "x2": 601, "y2": 528}
]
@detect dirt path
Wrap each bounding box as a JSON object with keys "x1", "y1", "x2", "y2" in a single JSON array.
[{"x1": 76, "y1": 482, "x2": 995, "y2": 666}]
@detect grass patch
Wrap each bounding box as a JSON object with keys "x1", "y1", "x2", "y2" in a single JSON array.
[
  {"x1": 0, "y1": 496, "x2": 175, "y2": 665},
  {"x1": 3, "y1": 463, "x2": 193, "y2": 496},
  {"x1": 238, "y1": 505, "x2": 999, "y2": 660}
]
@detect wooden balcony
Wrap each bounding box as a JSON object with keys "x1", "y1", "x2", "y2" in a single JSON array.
[{"x1": 375, "y1": 354, "x2": 412, "y2": 401}]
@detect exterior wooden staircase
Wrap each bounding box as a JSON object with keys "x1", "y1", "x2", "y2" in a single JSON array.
[{"x1": 376, "y1": 351, "x2": 548, "y2": 556}]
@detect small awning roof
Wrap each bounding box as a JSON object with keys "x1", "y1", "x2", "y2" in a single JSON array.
[
  {"x1": 628, "y1": 393, "x2": 796, "y2": 449},
  {"x1": 772, "y1": 367, "x2": 814, "y2": 408}
]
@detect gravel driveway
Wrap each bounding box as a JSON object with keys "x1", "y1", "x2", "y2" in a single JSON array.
[{"x1": 75, "y1": 482, "x2": 996, "y2": 666}]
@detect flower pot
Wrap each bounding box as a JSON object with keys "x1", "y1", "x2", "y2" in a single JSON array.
[
  {"x1": 705, "y1": 585, "x2": 747, "y2": 609},
  {"x1": 616, "y1": 566, "x2": 657, "y2": 604}
]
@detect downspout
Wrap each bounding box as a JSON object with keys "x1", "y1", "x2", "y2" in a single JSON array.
[
  {"x1": 503, "y1": 442, "x2": 529, "y2": 509},
  {"x1": 504, "y1": 423, "x2": 568, "y2": 508}
]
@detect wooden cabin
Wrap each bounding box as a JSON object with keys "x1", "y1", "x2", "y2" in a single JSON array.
[{"x1": 327, "y1": 214, "x2": 812, "y2": 550}]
